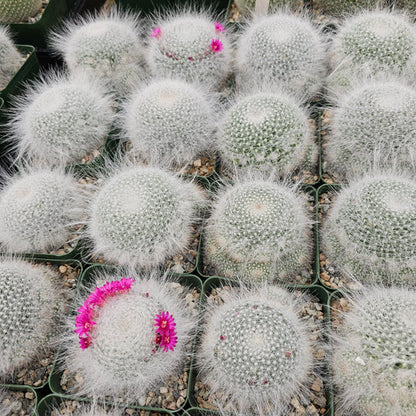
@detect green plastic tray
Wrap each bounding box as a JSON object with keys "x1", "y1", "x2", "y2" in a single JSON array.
[{"x1": 0, "y1": 384, "x2": 37, "y2": 416}]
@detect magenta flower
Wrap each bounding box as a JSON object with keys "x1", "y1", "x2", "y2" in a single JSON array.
[
  {"x1": 161, "y1": 333, "x2": 178, "y2": 352},
  {"x1": 154, "y1": 311, "x2": 176, "y2": 331},
  {"x1": 151, "y1": 27, "x2": 162, "y2": 38},
  {"x1": 210, "y1": 39, "x2": 223, "y2": 53},
  {"x1": 154, "y1": 311, "x2": 177, "y2": 352},
  {"x1": 215, "y1": 22, "x2": 225, "y2": 32}
]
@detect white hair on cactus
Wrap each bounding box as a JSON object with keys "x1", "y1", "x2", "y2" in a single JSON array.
[
  {"x1": 0, "y1": 26, "x2": 22, "y2": 88},
  {"x1": 0, "y1": 0, "x2": 42, "y2": 23}
]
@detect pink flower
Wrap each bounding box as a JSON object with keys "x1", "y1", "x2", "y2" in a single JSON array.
[
  {"x1": 151, "y1": 27, "x2": 161, "y2": 38},
  {"x1": 210, "y1": 39, "x2": 223, "y2": 53},
  {"x1": 161, "y1": 333, "x2": 178, "y2": 352},
  {"x1": 79, "y1": 337, "x2": 92, "y2": 350},
  {"x1": 154, "y1": 311, "x2": 176, "y2": 332},
  {"x1": 215, "y1": 22, "x2": 225, "y2": 32},
  {"x1": 153, "y1": 311, "x2": 177, "y2": 352}
]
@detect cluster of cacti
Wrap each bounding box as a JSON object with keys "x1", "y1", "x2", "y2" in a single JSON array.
[
  {"x1": 0, "y1": 169, "x2": 84, "y2": 253},
  {"x1": 234, "y1": 0, "x2": 303, "y2": 15},
  {"x1": 325, "y1": 80, "x2": 416, "y2": 179},
  {"x1": 51, "y1": 11, "x2": 145, "y2": 97},
  {"x1": 312, "y1": 0, "x2": 379, "y2": 16},
  {"x1": 218, "y1": 91, "x2": 316, "y2": 176},
  {"x1": 63, "y1": 271, "x2": 196, "y2": 399},
  {"x1": 199, "y1": 285, "x2": 315, "y2": 416},
  {"x1": 235, "y1": 13, "x2": 326, "y2": 101},
  {"x1": 328, "y1": 10, "x2": 416, "y2": 95},
  {"x1": 122, "y1": 78, "x2": 215, "y2": 167},
  {"x1": 88, "y1": 166, "x2": 203, "y2": 268},
  {"x1": 204, "y1": 179, "x2": 312, "y2": 283},
  {"x1": 332, "y1": 287, "x2": 416, "y2": 416},
  {"x1": 0, "y1": 27, "x2": 22, "y2": 88},
  {"x1": 322, "y1": 174, "x2": 416, "y2": 285},
  {"x1": 0, "y1": 259, "x2": 64, "y2": 376},
  {"x1": 0, "y1": 0, "x2": 42, "y2": 23},
  {"x1": 9, "y1": 73, "x2": 114, "y2": 166},
  {"x1": 146, "y1": 12, "x2": 232, "y2": 89}
]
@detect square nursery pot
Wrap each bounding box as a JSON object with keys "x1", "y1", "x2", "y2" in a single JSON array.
[
  {"x1": 0, "y1": 257, "x2": 83, "y2": 392},
  {"x1": 0, "y1": 384, "x2": 37, "y2": 416},
  {"x1": 48, "y1": 263, "x2": 203, "y2": 414},
  {"x1": 196, "y1": 184, "x2": 320, "y2": 287},
  {"x1": 188, "y1": 276, "x2": 334, "y2": 416},
  {"x1": 7, "y1": 0, "x2": 74, "y2": 49},
  {"x1": 36, "y1": 393, "x2": 176, "y2": 416}
]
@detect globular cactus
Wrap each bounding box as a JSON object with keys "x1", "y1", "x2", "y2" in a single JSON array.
[
  {"x1": 0, "y1": 259, "x2": 64, "y2": 377},
  {"x1": 204, "y1": 178, "x2": 312, "y2": 283},
  {"x1": 217, "y1": 91, "x2": 317, "y2": 177},
  {"x1": 9, "y1": 73, "x2": 114, "y2": 166},
  {"x1": 395, "y1": 0, "x2": 416, "y2": 13},
  {"x1": 0, "y1": 27, "x2": 22, "y2": 89},
  {"x1": 88, "y1": 166, "x2": 204, "y2": 268},
  {"x1": 146, "y1": 11, "x2": 232, "y2": 89},
  {"x1": 50, "y1": 11, "x2": 145, "y2": 98},
  {"x1": 312, "y1": 0, "x2": 380, "y2": 16},
  {"x1": 62, "y1": 271, "x2": 196, "y2": 399},
  {"x1": 325, "y1": 80, "x2": 416, "y2": 180},
  {"x1": 328, "y1": 10, "x2": 416, "y2": 95},
  {"x1": 198, "y1": 285, "x2": 315, "y2": 416},
  {"x1": 122, "y1": 78, "x2": 216, "y2": 167},
  {"x1": 234, "y1": 0, "x2": 303, "y2": 15},
  {"x1": 0, "y1": 0, "x2": 42, "y2": 23},
  {"x1": 235, "y1": 13, "x2": 326, "y2": 101},
  {"x1": 332, "y1": 287, "x2": 416, "y2": 416},
  {"x1": 0, "y1": 169, "x2": 84, "y2": 253},
  {"x1": 321, "y1": 174, "x2": 416, "y2": 285}
]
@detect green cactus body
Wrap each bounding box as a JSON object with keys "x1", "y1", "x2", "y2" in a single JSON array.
[
  {"x1": 0, "y1": 259, "x2": 63, "y2": 376},
  {"x1": 332, "y1": 288, "x2": 416, "y2": 415},
  {"x1": 218, "y1": 92, "x2": 316, "y2": 176},
  {"x1": 0, "y1": 0, "x2": 42, "y2": 23},
  {"x1": 395, "y1": 0, "x2": 416, "y2": 13},
  {"x1": 329, "y1": 11, "x2": 416, "y2": 95},
  {"x1": 312, "y1": 0, "x2": 380, "y2": 16},
  {"x1": 0, "y1": 27, "x2": 21, "y2": 89},
  {"x1": 204, "y1": 180, "x2": 311, "y2": 283},
  {"x1": 235, "y1": 0, "x2": 304, "y2": 14},
  {"x1": 326, "y1": 80, "x2": 416, "y2": 179},
  {"x1": 88, "y1": 166, "x2": 202, "y2": 268},
  {"x1": 146, "y1": 13, "x2": 231, "y2": 88},
  {"x1": 200, "y1": 286, "x2": 314, "y2": 415},
  {"x1": 236, "y1": 13, "x2": 325, "y2": 101},
  {"x1": 322, "y1": 175, "x2": 416, "y2": 285}
]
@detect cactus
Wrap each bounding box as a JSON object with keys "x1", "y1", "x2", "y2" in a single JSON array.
[
  {"x1": 395, "y1": 0, "x2": 416, "y2": 13},
  {"x1": 328, "y1": 10, "x2": 416, "y2": 95},
  {"x1": 312, "y1": 0, "x2": 380, "y2": 16},
  {"x1": 0, "y1": 259, "x2": 64, "y2": 376},
  {"x1": 218, "y1": 91, "x2": 317, "y2": 176},
  {"x1": 325, "y1": 80, "x2": 416, "y2": 180},
  {"x1": 235, "y1": 12, "x2": 326, "y2": 101},
  {"x1": 332, "y1": 287, "x2": 416, "y2": 416},
  {"x1": 122, "y1": 78, "x2": 216, "y2": 167},
  {"x1": 321, "y1": 174, "x2": 416, "y2": 285},
  {"x1": 88, "y1": 166, "x2": 204, "y2": 268},
  {"x1": 146, "y1": 11, "x2": 232, "y2": 89},
  {"x1": 204, "y1": 178, "x2": 312, "y2": 283},
  {"x1": 0, "y1": 27, "x2": 22, "y2": 89},
  {"x1": 234, "y1": 0, "x2": 304, "y2": 15},
  {"x1": 50, "y1": 11, "x2": 145, "y2": 98},
  {"x1": 9, "y1": 73, "x2": 114, "y2": 166},
  {"x1": 0, "y1": 169, "x2": 84, "y2": 253},
  {"x1": 62, "y1": 271, "x2": 196, "y2": 399},
  {"x1": 198, "y1": 285, "x2": 314, "y2": 416},
  {"x1": 0, "y1": 0, "x2": 42, "y2": 23}
]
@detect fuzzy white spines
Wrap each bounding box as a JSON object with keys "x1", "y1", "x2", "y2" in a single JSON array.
[
  {"x1": 88, "y1": 166, "x2": 203, "y2": 268},
  {"x1": 10, "y1": 73, "x2": 113, "y2": 166},
  {"x1": 322, "y1": 174, "x2": 416, "y2": 285},
  {"x1": 50, "y1": 11, "x2": 145, "y2": 97},
  {"x1": 325, "y1": 80, "x2": 416, "y2": 180},
  {"x1": 0, "y1": 27, "x2": 21, "y2": 89},
  {"x1": 235, "y1": 0, "x2": 303, "y2": 14},
  {"x1": 64, "y1": 273, "x2": 196, "y2": 399},
  {"x1": 218, "y1": 91, "x2": 316, "y2": 176},
  {"x1": 0, "y1": 169, "x2": 84, "y2": 253},
  {"x1": 235, "y1": 13, "x2": 326, "y2": 101},
  {"x1": 204, "y1": 179, "x2": 312, "y2": 283},
  {"x1": 146, "y1": 12, "x2": 232, "y2": 89},
  {"x1": 328, "y1": 10, "x2": 416, "y2": 95},
  {"x1": 123, "y1": 78, "x2": 216, "y2": 167},
  {"x1": 0, "y1": 0, "x2": 42, "y2": 23},
  {"x1": 0, "y1": 259, "x2": 63, "y2": 376},
  {"x1": 332, "y1": 287, "x2": 416, "y2": 416},
  {"x1": 199, "y1": 285, "x2": 314, "y2": 416}
]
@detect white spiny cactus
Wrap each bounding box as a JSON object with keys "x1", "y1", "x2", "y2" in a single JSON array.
[
  {"x1": 0, "y1": 27, "x2": 22, "y2": 89},
  {"x1": 235, "y1": 0, "x2": 304, "y2": 15},
  {"x1": 9, "y1": 73, "x2": 114, "y2": 166},
  {"x1": 0, "y1": 0, "x2": 42, "y2": 23},
  {"x1": 332, "y1": 287, "x2": 416, "y2": 416}
]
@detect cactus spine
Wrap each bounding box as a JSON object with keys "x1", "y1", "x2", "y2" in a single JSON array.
[
  {"x1": 0, "y1": 27, "x2": 21, "y2": 89},
  {"x1": 0, "y1": 0, "x2": 42, "y2": 23}
]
